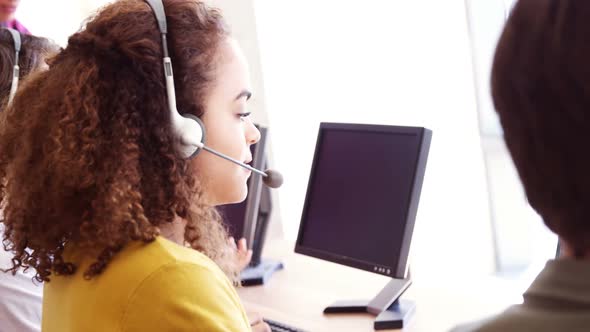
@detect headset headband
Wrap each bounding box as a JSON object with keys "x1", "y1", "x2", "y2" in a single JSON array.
[{"x1": 3, "y1": 28, "x2": 21, "y2": 105}]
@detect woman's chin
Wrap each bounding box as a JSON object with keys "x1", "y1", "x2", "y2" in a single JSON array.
[
  {"x1": 234, "y1": 187, "x2": 249, "y2": 203},
  {"x1": 216, "y1": 187, "x2": 248, "y2": 206}
]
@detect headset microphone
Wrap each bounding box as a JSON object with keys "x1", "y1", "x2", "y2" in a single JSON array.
[
  {"x1": 194, "y1": 140, "x2": 283, "y2": 188},
  {"x1": 145, "y1": 0, "x2": 283, "y2": 189}
]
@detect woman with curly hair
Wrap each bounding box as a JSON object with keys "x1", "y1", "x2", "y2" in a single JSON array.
[
  {"x1": 0, "y1": 28, "x2": 58, "y2": 332},
  {"x1": 0, "y1": 0, "x2": 268, "y2": 331}
]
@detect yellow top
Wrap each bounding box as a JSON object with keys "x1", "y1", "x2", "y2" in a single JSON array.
[{"x1": 42, "y1": 236, "x2": 251, "y2": 332}]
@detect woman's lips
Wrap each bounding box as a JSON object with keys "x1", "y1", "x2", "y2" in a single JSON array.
[{"x1": 0, "y1": 6, "x2": 17, "y2": 15}]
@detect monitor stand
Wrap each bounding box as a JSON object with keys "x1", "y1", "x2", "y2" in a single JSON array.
[
  {"x1": 323, "y1": 278, "x2": 414, "y2": 330},
  {"x1": 240, "y1": 259, "x2": 284, "y2": 286}
]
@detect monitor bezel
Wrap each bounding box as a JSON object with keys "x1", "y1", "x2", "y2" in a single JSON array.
[
  {"x1": 218, "y1": 125, "x2": 275, "y2": 268},
  {"x1": 240, "y1": 125, "x2": 268, "y2": 248},
  {"x1": 294, "y1": 122, "x2": 432, "y2": 279}
]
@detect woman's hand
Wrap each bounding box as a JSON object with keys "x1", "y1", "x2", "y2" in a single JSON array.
[
  {"x1": 229, "y1": 237, "x2": 253, "y2": 271},
  {"x1": 248, "y1": 311, "x2": 271, "y2": 332}
]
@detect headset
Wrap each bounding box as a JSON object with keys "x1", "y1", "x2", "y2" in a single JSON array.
[
  {"x1": 144, "y1": 0, "x2": 283, "y2": 188},
  {"x1": 144, "y1": 0, "x2": 205, "y2": 159},
  {"x1": 3, "y1": 27, "x2": 21, "y2": 105}
]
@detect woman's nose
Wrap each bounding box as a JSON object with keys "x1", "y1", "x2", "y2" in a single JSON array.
[{"x1": 246, "y1": 121, "x2": 261, "y2": 145}]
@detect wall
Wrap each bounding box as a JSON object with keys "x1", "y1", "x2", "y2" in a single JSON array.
[{"x1": 253, "y1": 0, "x2": 495, "y2": 277}]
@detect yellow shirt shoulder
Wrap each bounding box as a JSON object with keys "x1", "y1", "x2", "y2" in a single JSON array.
[{"x1": 42, "y1": 237, "x2": 251, "y2": 332}]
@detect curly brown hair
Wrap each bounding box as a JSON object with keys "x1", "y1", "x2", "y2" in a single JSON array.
[
  {"x1": 0, "y1": 30, "x2": 59, "y2": 108},
  {"x1": 492, "y1": 0, "x2": 590, "y2": 255},
  {"x1": 0, "y1": 0, "x2": 238, "y2": 282}
]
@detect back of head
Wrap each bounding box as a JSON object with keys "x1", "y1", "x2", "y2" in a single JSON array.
[
  {"x1": 0, "y1": 30, "x2": 58, "y2": 108},
  {"x1": 0, "y1": 0, "x2": 236, "y2": 281},
  {"x1": 492, "y1": 0, "x2": 590, "y2": 255}
]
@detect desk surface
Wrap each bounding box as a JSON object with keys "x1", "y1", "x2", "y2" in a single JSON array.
[{"x1": 238, "y1": 240, "x2": 521, "y2": 332}]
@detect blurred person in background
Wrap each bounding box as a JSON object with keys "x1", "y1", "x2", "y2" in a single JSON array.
[
  {"x1": 0, "y1": 0, "x2": 29, "y2": 34},
  {"x1": 0, "y1": 28, "x2": 59, "y2": 332},
  {"x1": 0, "y1": 28, "x2": 58, "y2": 107}
]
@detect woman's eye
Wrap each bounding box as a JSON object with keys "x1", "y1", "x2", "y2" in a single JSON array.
[{"x1": 238, "y1": 112, "x2": 252, "y2": 120}]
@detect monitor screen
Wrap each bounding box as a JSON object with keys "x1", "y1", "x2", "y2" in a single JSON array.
[
  {"x1": 218, "y1": 155, "x2": 268, "y2": 241},
  {"x1": 296, "y1": 123, "x2": 431, "y2": 278},
  {"x1": 220, "y1": 194, "x2": 248, "y2": 240},
  {"x1": 218, "y1": 125, "x2": 269, "y2": 259}
]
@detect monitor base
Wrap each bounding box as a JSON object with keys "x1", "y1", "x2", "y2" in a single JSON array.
[
  {"x1": 240, "y1": 259, "x2": 284, "y2": 286},
  {"x1": 323, "y1": 278, "x2": 413, "y2": 330},
  {"x1": 324, "y1": 299, "x2": 415, "y2": 330},
  {"x1": 375, "y1": 300, "x2": 415, "y2": 330}
]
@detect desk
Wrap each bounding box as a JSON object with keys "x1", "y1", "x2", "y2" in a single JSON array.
[{"x1": 238, "y1": 240, "x2": 522, "y2": 332}]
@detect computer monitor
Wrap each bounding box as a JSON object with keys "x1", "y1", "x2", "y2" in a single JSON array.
[
  {"x1": 295, "y1": 122, "x2": 432, "y2": 330},
  {"x1": 218, "y1": 125, "x2": 283, "y2": 286}
]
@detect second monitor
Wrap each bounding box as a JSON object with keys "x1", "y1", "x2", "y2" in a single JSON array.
[{"x1": 218, "y1": 125, "x2": 283, "y2": 286}]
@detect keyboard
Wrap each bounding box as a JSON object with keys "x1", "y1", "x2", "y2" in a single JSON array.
[{"x1": 264, "y1": 318, "x2": 307, "y2": 332}]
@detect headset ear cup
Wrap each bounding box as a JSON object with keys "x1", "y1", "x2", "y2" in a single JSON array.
[{"x1": 181, "y1": 113, "x2": 206, "y2": 159}]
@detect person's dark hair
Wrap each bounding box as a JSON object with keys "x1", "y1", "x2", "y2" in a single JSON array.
[
  {"x1": 0, "y1": 0, "x2": 236, "y2": 282},
  {"x1": 492, "y1": 0, "x2": 590, "y2": 256},
  {"x1": 0, "y1": 30, "x2": 59, "y2": 108}
]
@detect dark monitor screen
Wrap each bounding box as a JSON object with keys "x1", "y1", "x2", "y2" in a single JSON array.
[
  {"x1": 217, "y1": 126, "x2": 270, "y2": 265},
  {"x1": 218, "y1": 155, "x2": 267, "y2": 241},
  {"x1": 296, "y1": 123, "x2": 431, "y2": 278},
  {"x1": 220, "y1": 193, "x2": 248, "y2": 240}
]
